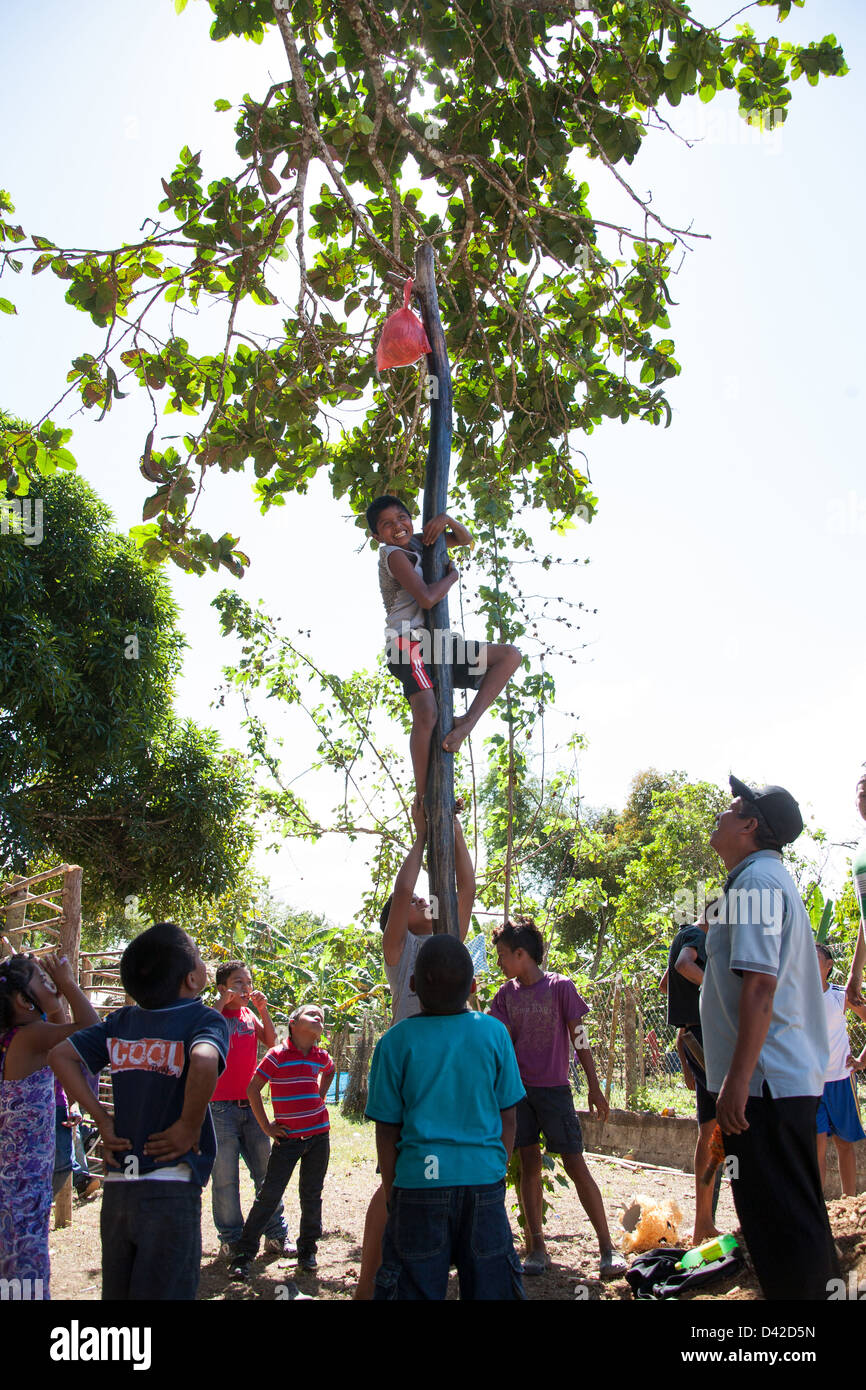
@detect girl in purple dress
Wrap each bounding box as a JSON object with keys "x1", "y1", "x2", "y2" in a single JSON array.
[{"x1": 0, "y1": 951, "x2": 98, "y2": 1297}]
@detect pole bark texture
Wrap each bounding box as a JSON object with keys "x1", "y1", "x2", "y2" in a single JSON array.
[
  {"x1": 412, "y1": 243, "x2": 459, "y2": 937},
  {"x1": 60, "y1": 865, "x2": 83, "y2": 984}
]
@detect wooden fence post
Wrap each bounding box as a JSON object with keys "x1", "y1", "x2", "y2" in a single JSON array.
[
  {"x1": 604, "y1": 975, "x2": 621, "y2": 1104},
  {"x1": 60, "y1": 865, "x2": 82, "y2": 983},
  {"x1": 54, "y1": 1175, "x2": 73, "y2": 1229},
  {"x1": 623, "y1": 983, "x2": 638, "y2": 1109},
  {"x1": 637, "y1": 990, "x2": 646, "y2": 1088},
  {"x1": 341, "y1": 1018, "x2": 375, "y2": 1118},
  {"x1": 1, "y1": 875, "x2": 29, "y2": 942}
]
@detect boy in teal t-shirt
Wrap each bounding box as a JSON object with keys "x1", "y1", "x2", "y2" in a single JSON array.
[{"x1": 366, "y1": 935, "x2": 525, "y2": 1300}]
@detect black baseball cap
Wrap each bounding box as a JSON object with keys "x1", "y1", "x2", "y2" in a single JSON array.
[{"x1": 729, "y1": 775, "x2": 803, "y2": 846}]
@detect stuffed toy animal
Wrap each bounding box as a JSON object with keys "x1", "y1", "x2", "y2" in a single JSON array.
[{"x1": 619, "y1": 1194, "x2": 684, "y2": 1255}]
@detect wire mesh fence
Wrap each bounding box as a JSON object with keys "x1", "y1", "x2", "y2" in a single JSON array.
[{"x1": 332, "y1": 977, "x2": 866, "y2": 1120}]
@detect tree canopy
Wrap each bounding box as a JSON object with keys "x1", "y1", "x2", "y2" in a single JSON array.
[
  {"x1": 0, "y1": 470, "x2": 256, "y2": 909},
  {"x1": 0, "y1": 0, "x2": 846, "y2": 590}
]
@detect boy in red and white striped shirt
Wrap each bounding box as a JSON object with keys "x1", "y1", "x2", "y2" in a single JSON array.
[{"x1": 229, "y1": 1005, "x2": 334, "y2": 1280}]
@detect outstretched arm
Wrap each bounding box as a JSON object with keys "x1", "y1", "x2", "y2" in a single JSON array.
[{"x1": 383, "y1": 801, "x2": 427, "y2": 968}]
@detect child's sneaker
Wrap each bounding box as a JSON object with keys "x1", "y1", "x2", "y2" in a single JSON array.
[
  {"x1": 219, "y1": 1242, "x2": 234, "y2": 1261},
  {"x1": 297, "y1": 1251, "x2": 318, "y2": 1271},
  {"x1": 228, "y1": 1257, "x2": 252, "y2": 1282},
  {"x1": 521, "y1": 1249, "x2": 551, "y2": 1275}
]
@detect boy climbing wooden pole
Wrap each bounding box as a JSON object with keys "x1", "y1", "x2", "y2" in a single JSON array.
[
  {"x1": 415, "y1": 243, "x2": 457, "y2": 940},
  {"x1": 369, "y1": 244, "x2": 520, "y2": 939}
]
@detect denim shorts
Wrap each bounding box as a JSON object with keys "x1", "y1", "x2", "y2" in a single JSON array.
[{"x1": 374, "y1": 1181, "x2": 525, "y2": 1301}]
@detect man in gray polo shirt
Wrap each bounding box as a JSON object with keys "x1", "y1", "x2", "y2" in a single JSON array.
[{"x1": 701, "y1": 775, "x2": 838, "y2": 1300}]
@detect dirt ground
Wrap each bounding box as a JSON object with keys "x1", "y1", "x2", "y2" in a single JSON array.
[{"x1": 47, "y1": 1112, "x2": 863, "y2": 1301}]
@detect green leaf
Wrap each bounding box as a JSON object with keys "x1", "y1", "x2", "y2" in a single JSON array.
[
  {"x1": 0, "y1": 297, "x2": 16, "y2": 314},
  {"x1": 214, "y1": 98, "x2": 231, "y2": 112},
  {"x1": 816, "y1": 900, "x2": 834, "y2": 943}
]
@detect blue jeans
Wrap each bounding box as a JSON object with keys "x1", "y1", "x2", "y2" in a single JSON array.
[
  {"x1": 210, "y1": 1101, "x2": 287, "y2": 1246},
  {"x1": 101, "y1": 1182, "x2": 201, "y2": 1300},
  {"x1": 374, "y1": 1181, "x2": 526, "y2": 1301},
  {"x1": 234, "y1": 1131, "x2": 329, "y2": 1260},
  {"x1": 52, "y1": 1103, "x2": 90, "y2": 1197}
]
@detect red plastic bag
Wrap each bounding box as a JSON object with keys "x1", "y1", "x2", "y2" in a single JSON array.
[{"x1": 376, "y1": 279, "x2": 432, "y2": 370}]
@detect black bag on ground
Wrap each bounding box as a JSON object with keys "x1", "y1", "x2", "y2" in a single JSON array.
[{"x1": 625, "y1": 1245, "x2": 745, "y2": 1300}]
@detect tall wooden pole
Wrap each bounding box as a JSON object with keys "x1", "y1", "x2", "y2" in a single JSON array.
[
  {"x1": 60, "y1": 865, "x2": 83, "y2": 985},
  {"x1": 412, "y1": 243, "x2": 459, "y2": 938}
]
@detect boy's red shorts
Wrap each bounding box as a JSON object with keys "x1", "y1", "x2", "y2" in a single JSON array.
[{"x1": 387, "y1": 634, "x2": 485, "y2": 701}]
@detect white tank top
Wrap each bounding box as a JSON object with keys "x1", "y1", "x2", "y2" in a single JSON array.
[{"x1": 384, "y1": 931, "x2": 424, "y2": 1025}]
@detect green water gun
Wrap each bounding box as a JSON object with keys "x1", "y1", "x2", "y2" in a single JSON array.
[{"x1": 675, "y1": 1234, "x2": 739, "y2": 1270}]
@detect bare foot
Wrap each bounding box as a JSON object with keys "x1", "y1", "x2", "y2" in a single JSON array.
[
  {"x1": 442, "y1": 715, "x2": 474, "y2": 754},
  {"x1": 692, "y1": 1225, "x2": 720, "y2": 1245},
  {"x1": 599, "y1": 1249, "x2": 627, "y2": 1281}
]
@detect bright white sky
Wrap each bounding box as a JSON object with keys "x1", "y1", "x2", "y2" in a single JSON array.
[{"x1": 2, "y1": 0, "x2": 865, "y2": 923}]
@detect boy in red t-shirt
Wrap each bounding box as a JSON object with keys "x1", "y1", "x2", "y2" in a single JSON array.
[
  {"x1": 210, "y1": 961, "x2": 286, "y2": 1259},
  {"x1": 229, "y1": 1005, "x2": 334, "y2": 1280}
]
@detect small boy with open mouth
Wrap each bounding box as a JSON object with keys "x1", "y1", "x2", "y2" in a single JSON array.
[{"x1": 229, "y1": 1004, "x2": 334, "y2": 1281}]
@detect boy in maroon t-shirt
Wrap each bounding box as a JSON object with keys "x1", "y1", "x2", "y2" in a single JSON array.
[
  {"x1": 489, "y1": 919, "x2": 626, "y2": 1281},
  {"x1": 210, "y1": 961, "x2": 286, "y2": 1259}
]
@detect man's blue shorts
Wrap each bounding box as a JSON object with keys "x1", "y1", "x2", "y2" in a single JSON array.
[{"x1": 817, "y1": 1076, "x2": 866, "y2": 1142}]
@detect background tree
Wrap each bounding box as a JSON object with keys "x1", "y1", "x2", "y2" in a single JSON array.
[
  {"x1": 0, "y1": 3, "x2": 847, "y2": 924},
  {"x1": 0, "y1": 471, "x2": 256, "y2": 910},
  {"x1": 0, "y1": 2, "x2": 847, "y2": 591},
  {"x1": 609, "y1": 773, "x2": 728, "y2": 968}
]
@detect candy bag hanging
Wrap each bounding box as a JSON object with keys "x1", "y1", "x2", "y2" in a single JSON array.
[{"x1": 376, "y1": 278, "x2": 432, "y2": 370}]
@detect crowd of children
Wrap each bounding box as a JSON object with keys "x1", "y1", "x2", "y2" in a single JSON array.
[
  {"x1": 0, "y1": 908, "x2": 629, "y2": 1302},
  {"x1": 1, "y1": 497, "x2": 865, "y2": 1303},
  {"x1": 2, "y1": 832, "x2": 866, "y2": 1302}
]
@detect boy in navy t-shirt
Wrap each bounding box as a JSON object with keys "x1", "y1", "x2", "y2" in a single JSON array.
[
  {"x1": 366, "y1": 935, "x2": 526, "y2": 1300},
  {"x1": 49, "y1": 922, "x2": 229, "y2": 1301}
]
